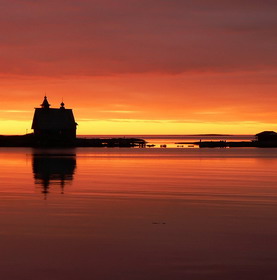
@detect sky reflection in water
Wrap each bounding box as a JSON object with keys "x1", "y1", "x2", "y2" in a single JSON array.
[{"x1": 0, "y1": 147, "x2": 277, "y2": 280}]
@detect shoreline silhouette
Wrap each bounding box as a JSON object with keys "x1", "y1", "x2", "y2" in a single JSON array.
[{"x1": 0, "y1": 98, "x2": 276, "y2": 148}]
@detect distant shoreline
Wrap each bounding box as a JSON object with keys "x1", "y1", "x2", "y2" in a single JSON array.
[
  {"x1": 185, "y1": 134, "x2": 233, "y2": 136},
  {"x1": 78, "y1": 134, "x2": 252, "y2": 137},
  {"x1": 1, "y1": 133, "x2": 253, "y2": 137}
]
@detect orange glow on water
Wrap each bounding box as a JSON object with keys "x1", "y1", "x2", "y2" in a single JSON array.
[{"x1": 1, "y1": 148, "x2": 277, "y2": 278}]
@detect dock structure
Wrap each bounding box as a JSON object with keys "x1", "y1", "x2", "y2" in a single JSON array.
[
  {"x1": 75, "y1": 137, "x2": 146, "y2": 147},
  {"x1": 0, "y1": 134, "x2": 146, "y2": 147}
]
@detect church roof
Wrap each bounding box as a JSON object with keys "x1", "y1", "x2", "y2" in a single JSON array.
[
  {"x1": 32, "y1": 98, "x2": 77, "y2": 130},
  {"x1": 41, "y1": 96, "x2": 50, "y2": 108}
]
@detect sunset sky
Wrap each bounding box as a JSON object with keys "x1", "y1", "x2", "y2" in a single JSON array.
[{"x1": 0, "y1": 0, "x2": 276, "y2": 135}]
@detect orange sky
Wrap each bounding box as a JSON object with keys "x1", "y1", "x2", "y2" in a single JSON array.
[{"x1": 0, "y1": 0, "x2": 276, "y2": 135}]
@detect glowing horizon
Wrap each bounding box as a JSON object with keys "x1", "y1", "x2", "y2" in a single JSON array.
[{"x1": 0, "y1": 1, "x2": 276, "y2": 135}]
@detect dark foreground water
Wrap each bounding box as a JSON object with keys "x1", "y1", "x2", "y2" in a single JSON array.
[{"x1": 1, "y1": 147, "x2": 277, "y2": 280}]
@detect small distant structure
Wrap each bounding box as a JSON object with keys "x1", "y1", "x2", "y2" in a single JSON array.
[
  {"x1": 32, "y1": 96, "x2": 77, "y2": 144},
  {"x1": 255, "y1": 131, "x2": 277, "y2": 142}
]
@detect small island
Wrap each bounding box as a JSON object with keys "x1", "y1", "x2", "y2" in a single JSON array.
[
  {"x1": 0, "y1": 97, "x2": 146, "y2": 148},
  {"x1": 176, "y1": 131, "x2": 277, "y2": 148},
  {"x1": 0, "y1": 97, "x2": 276, "y2": 148}
]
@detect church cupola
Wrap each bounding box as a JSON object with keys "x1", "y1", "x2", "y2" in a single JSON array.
[
  {"x1": 41, "y1": 96, "x2": 50, "y2": 109},
  {"x1": 60, "y1": 101, "x2": 65, "y2": 109}
]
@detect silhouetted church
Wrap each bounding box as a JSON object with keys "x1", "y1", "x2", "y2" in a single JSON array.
[{"x1": 32, "y1": 97, "x2": 77, "y2": 144}]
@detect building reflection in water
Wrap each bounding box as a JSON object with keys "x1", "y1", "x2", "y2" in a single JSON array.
[{"x1": 32, "y1": 150, "x2": 76, "y2": 198}]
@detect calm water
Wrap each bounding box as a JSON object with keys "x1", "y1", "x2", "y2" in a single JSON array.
[{"x1": 1, "y1": 146, "x2": 277, "y2": 280}]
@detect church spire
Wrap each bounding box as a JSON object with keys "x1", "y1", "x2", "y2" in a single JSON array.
[
  {"x1": 60, "y1": 99, "x2": 65, "y2": 109},
  {"x1": 41, "y1": 96, "x2": 50, "y2": 109}
]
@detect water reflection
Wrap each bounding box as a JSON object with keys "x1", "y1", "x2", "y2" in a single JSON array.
[{"x1": 32, "y1": 150, "x2": 76, "y2": 198}]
